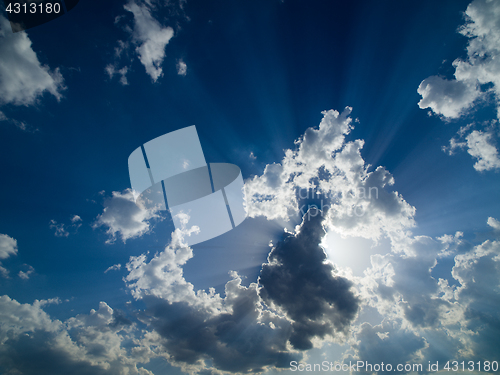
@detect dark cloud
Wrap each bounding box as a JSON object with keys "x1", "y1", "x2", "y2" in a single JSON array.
[
  {"x1": 259, "y1": 208, "x2": 360, "y2": 350},
  {"x1": 142, "y1": 290, "x2": 299, "y2": 374},
  {"x1": 134, "y1": 209, "x2": 362, "y2": 373},
  {"x1": 0, "y1": 331, "x2": 109, "y2": 375}
]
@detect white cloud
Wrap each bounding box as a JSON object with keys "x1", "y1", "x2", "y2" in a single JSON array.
[
  {"x1": 0, "y1": 265, "x2": 9, "y2": 279},
  {"x1": 50, "y1": 215, "x2": 83, "y2": 237},
  {"x1": 0, "y1": 296, "x2": 155, "y2": 375},
  {"x1": 487, "y1": 216, "x2": 500, "y2": 231},
  {"x1": 0, "y1": 234, "x2": 18, "y2": 279},
  {"x1": 0, "y1": 234, "x2": 18, "y2": 260},
  {"x1": 346, "y1": 216, "x2": 500, "y2": 368},
  {"x1": 104, "y1": 264, "x2": 121, "y2": 273},
  {"x1": 124, "y1": 211, "x2": 358, "y2": 373},
  {"x1": 418, "y1": 0, "x2": 500, "y2": 120},
  {"x1": 465, "y1": 129, "x2": 500, "y2": 171},
  {"x1": 18, "y1": 265, "x2": 35, "y2": 280},
  {"x1": 446, "y1": 126, "x2": 500, "y2": 172},
  {"x1": 0, "y1": 15, "x2": 65, "y2": 106},
  {"x1": 176, "y1": 59, "x2": 187, "y2": 76},
  {"x1": 125, "y1": 221, "x2": 213, "y2": 306},
  {"x1": 50, "y1": 220, "x2": 69, "y2": 237},
  {"x1": 105, "y1": 64, "x2": 129, "y2": 85},
  {"x1": 71, "y1": 215, "x2": 82, "y2": 224},
  {"x1": 245, "y1": 107, "x2": 416, "y2": 242},
  {"x1": 124, "y1": 1, "x2": 174, "y2": 82},
  {"x1": 93, "y1": 189, "x2": 160, "y2": 244},
  {"x1": 417, "y1": 76, "x2": 480, "y2": 118},
  {"x1": 418, "y1": 0, "x2": 500, "y2": 172}
]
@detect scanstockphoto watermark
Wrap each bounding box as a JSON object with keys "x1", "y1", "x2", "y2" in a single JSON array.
[
  {"x1": 290, "y1": 360, "x2": 499, "y2": 373},
  {"x1": 297, "y1": 187, "x2": 379, "y2": 201},
  {"x1": 290, "y1": 361, "x2": 425, "y2": 372},
  {"x1": 297, "y1": 186, "x2": 379, "y2": 219}
]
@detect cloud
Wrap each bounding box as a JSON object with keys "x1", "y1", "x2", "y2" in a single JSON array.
[
  {"x1": 93, "y1": 189, "x2": 160, "y2": 244},
  {"x1": 176, "y1": 59, "x2": 187, "y2": 76},
  {"x1": 0, "y1": 15, "x2": 65, "y2": 106},
  {"x1": 417, "y1": 76, "x2": 480, "y2": 118},
  {"x1": 259, "y1": 209, "x2": 360, "y2": 350},
  {"x1": 0, "y1": 234, "x2": 18, "y2": 279},
  {"x1": 122, "y1": 209, "x2": 360, "y2": 373},
  {"x1": 50, "y1": 215, "x2": 83, "y2": 237},
  {"x1": 487, "y1": 216, "x2": 500, "y2": 231},
  {"x1": 446, "y1": 126, "x2": 500, "y2": 172},
  {"x1": 348, "y1": 217, "x2": 500, "y2": 369},
  {"x1": 50, "y1": 220, "x2": 69, "y2": 237},
  {"x1": 352, "y1": 321, "x2": 426, "y2": 371},
  {"x1": 464, "y1": 129, "x2": 500, "y2": 171},
  {"x1": 104, "y1": 264, "x2": 122, "y2": 274},
  {"x1": 418, "y1": 0, "x2": 500, "y2": 120},
  {"x1": 0, "y1": 265, "x2": 9, "y2": 279},
  {"x1": 18, "y1": 265, "x2": 35, "y2": 280},
  {"x1": 0, "y1": 296, "x2": 154, "y2": 375},
  {"x1": 123, "y1": 0, "x2": 174, "y2": 82},
  {"x1": 417, "y1": 0, "x2": 500, "y2": 171},
  {"x1": 0, "y1": 234, "x2": 18, "y2": 260},
  {"x1": 245, "y1": 107, "x2": 416, "y2": 242},
  {"x1": 105, "y1": 64, "x2": 129, "y2": 85},
  {"x1": 71, "y1": 215, "x2": 82, "y2": 225}
]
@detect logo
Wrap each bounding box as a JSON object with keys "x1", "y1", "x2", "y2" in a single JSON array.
[
  {"x1": 3, "y1": 1, "x2": 80, "y2": 33},
  {"x1": 128, "y1": 126, "x2": 247, "y2": 246}
]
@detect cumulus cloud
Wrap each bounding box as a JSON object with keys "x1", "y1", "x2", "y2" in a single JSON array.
[
  {"x1": 124, "y1": 211, "x2": 358, "y2": 374},
  {"x1": 417, "y1": 76, "x2": 480, "y2": 118},
  {"x1": 464, "y1": 129, "x2": 500, "y2": 171},
  {"x1": 0, "y1": 296, "x2": 154, "y2": 375},
  {"x1": 446, "y1": 125, "x2": 500, "y2": 171},
  {"x1": 0, "y1": 234, "x2": 18, "y2": 279},
  {"x1": 0, "y1": 15, "x2": 65, "y2": 106},
  {"x1": 417, "y1": 0, "x2": 500, "y2": 171},
  {"x1": 0, "y1": 234, "x2": 17, "y2": 260},
  {"x1": 93, "y1": 189, "x2": 160, "y2": 244},
  {"x1": 347, "y1": 216, "x2": 500, "y2": 369},
  {"x1": 245, "y1": 107, "x2": 416, "y2": 242},
  {"x1": 124, "y1": 0, "x2": 174, "y2": 82}
]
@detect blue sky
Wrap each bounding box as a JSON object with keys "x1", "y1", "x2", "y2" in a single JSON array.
[{"x1": 1, "y1": 0, "x2": 500, "y2": 374}]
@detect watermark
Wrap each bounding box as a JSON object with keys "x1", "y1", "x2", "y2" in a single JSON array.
[
  {"x1": 290, "y1": 360, "x2": 499, "y2": 372},
  {"x1": 296, "y1": 186, "x2": 379, "y2": 220},
  {"x1": 297, "y1": 187, "x2": 379, "y2": 201},
  {"x1": 3, "y1": 0, "x2": 80, "y2": 33},
  {"x1": 128, "y1": 126, "x2": 247, "y2": 246}
]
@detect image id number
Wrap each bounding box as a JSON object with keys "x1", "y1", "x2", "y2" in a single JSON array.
[{"x1": 6, "y1": 2, "x2": 62, "y2": 14}]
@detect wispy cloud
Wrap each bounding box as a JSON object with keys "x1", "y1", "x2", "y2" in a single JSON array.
[
  {"x1": 176, "y1": 59, "x2": 187, "y2": 76},
  {"x1": 104, "y1": 263, "x2": 121, "y2": 273},
  {"x1": 50, "y1": 215, "x2": 82, "y2": 238}
]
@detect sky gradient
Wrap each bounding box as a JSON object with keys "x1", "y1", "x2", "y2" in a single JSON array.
[{"x1": 1, "y1": 0, "x2": 500, "y2": 374}]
